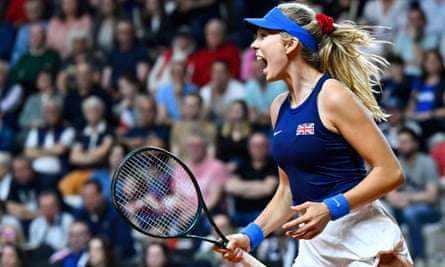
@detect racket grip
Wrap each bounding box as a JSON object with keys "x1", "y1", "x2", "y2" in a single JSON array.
[{"x1": 240, "y1": 250, "x2": 266, "y2": 267}]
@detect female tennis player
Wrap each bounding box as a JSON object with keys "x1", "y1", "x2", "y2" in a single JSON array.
[{"x1": 215, "y1": 2, "x2": 414, "y2": 266}]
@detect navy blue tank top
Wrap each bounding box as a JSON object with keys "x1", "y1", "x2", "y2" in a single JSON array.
[{"x1": 271, "y1": 74, "x2": 367, "y2": 205}]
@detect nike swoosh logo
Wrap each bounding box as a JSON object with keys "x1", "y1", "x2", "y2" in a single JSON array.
[
  {"x1": 333, "y1": 198, "x2": 340, "y2": 207},
  {"x1": 273, "y1": 130, "x2": 282, "y2": 136}
]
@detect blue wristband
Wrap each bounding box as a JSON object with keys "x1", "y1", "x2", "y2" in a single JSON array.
[
  {"x1": 240, "y1": 222, "x2": 264, "y2": 251},
  {"x1": 323, "y1": 193, "x2": 350, "y2": 220}
]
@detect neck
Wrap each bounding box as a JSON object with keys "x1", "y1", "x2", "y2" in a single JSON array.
[{"x1": 285, "y1": 62, "x2": 322, "y2": 107}]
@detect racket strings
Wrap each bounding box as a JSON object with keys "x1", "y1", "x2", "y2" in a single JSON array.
[{"x1": 114, "y1": 151, "x2": 200, "y2": 236}]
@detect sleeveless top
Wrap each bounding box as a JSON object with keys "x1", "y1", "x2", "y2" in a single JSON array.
[{"x1": 271, "y1": 74, "x2": 367, "y2": 205}]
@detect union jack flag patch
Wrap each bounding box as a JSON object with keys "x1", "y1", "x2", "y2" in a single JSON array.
[{"x1": 296, "y1": 123, "x2": 315, "y2": 136}]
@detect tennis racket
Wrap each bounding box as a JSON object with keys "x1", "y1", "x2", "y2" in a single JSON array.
[{"x1": 111, "y1": 146, "x2": 266, "y2": 267}]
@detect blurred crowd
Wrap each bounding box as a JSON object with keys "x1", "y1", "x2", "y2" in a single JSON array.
[{"x1": 0, "y1": 0, "x2": 444, "y2": 266}]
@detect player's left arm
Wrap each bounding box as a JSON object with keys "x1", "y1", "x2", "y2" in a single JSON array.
[{"x1": 319, "y1": 79, "x2": 405, "y2": 210}]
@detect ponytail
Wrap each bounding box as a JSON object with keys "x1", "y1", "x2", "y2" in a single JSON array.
[{"x1": 279, "y1": 2, "x2": 389, "y2": 121}]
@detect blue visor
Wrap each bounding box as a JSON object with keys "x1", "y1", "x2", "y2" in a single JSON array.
[{"x1": 244, "y1": 7, "x2": 318, "y2": 52}]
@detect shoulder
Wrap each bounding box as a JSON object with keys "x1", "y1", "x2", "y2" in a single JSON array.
[{"x1": 318, "y1": 78, "x2": 364, "y2": 112}]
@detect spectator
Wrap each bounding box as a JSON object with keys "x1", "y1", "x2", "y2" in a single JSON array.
[
  {"x1": 244, "y1": 59, "x2": 287, "y2": 131},
  {"x1": 224, "y1": 132, "x2": 278, "y2": 227},
  {"x1": 91, "y1": 0, "x2": 125, "y2": 55},
  {"x1": 405, "y1": 49, "x2": 445, "y2": 139},
  {"x1": 101, "y1": 18, "x2": 149, "y2": 95},
  {"x1": 200, "y1": 60, "x2": 245, "y2": 125},
  {"x1": 169, "y1": 0, "x2": 221, "y2": 48},
  {"x1": 385, "y1": 127, "x2": 441, "y2": 263},
  {"x1": 322, "y1": 0, "x2": 366, "y2": 22},
  {"x1": 75, "y1": 180, "x2": 136, "y2": 260},
  {"x1": 24, "y1": 99, "x2": 75, "y2": 189},
  {"x1": 0, "y1": 224, "x2": 25, "y2": 251},
  {"x1": 170, "y1": 92, "x2": 216, "y2": 160},
  {"x1": 0, "y1": 152, "x2": 12, "y2": 201},
  {"x1": 18, "y1": 67, "x2": 63, "y2": 144},
  {"x1": 28, "y1": 190, "x2": 74, "y2": 251},
  {"x1": 59, "y1": 96, "x2": 114, "y2": 197},
  {"x1": 420, "y1": 0, "x2": 445, "y2": 36},
  {"x1": 0, "y1": 17, "x2": 14, "y2": 61},
  {"x1": 189, "y1": 18, "x2": 241, "y2": 87},
  {"x1": 393, "y1": 4, "x2": 439, "y2": 76},
  {"x1": 119, "y1": 95, "x2": 170, "y2": 150},
  {"x1": 46, "y1": 0, "x2": 92, "y2": 58},
  {"x1": 0, "y1": 243, "x2": 26, "y2": 267},
  {"x1": 4, "y1": 0, "x2": 47, "y2": 27},
  {"x1": 6, "y1": 156, "x2": 42, "y2": 236},
  {"x1": 156, "y1": 61, "x2": 198, "y2": 125},
  {"x1": 361, "y1": 0, "x2": 408, "y2": 42},
  {"x1": 9, "y1": 23, "x2": 59, "y2": 95},
  {"x1": 89, "y1": 142, "x2": 129, "y2": 203},
  {"x1": 85, "y1": 236, "x2": 117, "y2": 267},
  {"x1": 216, "y1": 100, "x2": 252, "y2": 172},
  {"x1": 63, "y1": 62, "x2": 113, "y2": 131},
  {"x1": 147, "y1": 25, "x2": 196, "y2": 92},
  {"x1": 56, "y1": 28, "x2": 103, "y2": 95},
  {"x1": 10, "y1": 0, "x2": 47, "y2": 67},
  {"x1": 0, "y1": 60, "x2": 25, "y2": 132},
  {"x1": 379, "y1": 53, "x2": 414, "y2": 107},
  {"x1": 137, "y1": 0, "x2": 173, "y2": 61},
  {"x1": 256, "y1": 227, "x2": 298, "y2": 267},
  {"x1": 430, "y1": 133, "x2": 445, "y2": 179},
  {"x1": 50, "y1": 220, "x2": 90, "y2": 267},
  {"x1": 142, "y1": 241, "x2": 181, "y2": 267},
  {"x1": 0, "y1": 201, "x2": 20, "y2": 235},
  {"x1": 114, "y1": 73, "x2": 143, "y2": 134}
]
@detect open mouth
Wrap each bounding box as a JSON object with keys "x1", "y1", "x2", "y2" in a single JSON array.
[{"x1": 256, "y1": 55, "x2": 268, "y2": 69}]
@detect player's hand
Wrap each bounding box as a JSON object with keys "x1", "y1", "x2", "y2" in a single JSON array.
[
  {"x1": 282, "y1": 201, "x2": 331, "y2": 240},
  {"x1": 212, "y1": 233, "x2": 250, "y2": 263}
]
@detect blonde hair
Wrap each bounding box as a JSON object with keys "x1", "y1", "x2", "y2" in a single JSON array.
[{"x1": 278, "y1": 2, "x2": 389, "y2": 121}]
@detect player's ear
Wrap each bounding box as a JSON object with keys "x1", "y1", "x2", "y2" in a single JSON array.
[{"x1": 285, "y1": 37, "x2": 300, "y2": 55}]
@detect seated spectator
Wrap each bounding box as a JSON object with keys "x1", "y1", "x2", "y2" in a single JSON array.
[
  {"x1": 244, "y1": 59, "x2": 287, "y2": 131},
  {"x1": 216, "y1": 100, "x2": 252, "y2": 172},
  {"x1": 63, "y1": 62, "x2": 113, "y2": 131},
  {"x1": 385, "y1": 127, "x2": 441, "y2": 264},
  {"x1": 56, "y1": 28, "x2": 103, "y2": 95},
  {"x1": 224, "y1": 132, "x2": 278, "y2": 227},
  {"x1": 91, "y1": 0, "x2": 125, "y2": 55},
  {"x1": 24, "y1": 99, "x2": 75, "y2": 189},
  {"x1": 379, "y1": 53, "x2": 414, "y2": 107},
  {"x1": 75, "y1": 180, "x2": 136, "y2": 260},
  {"x1": 59, "y1": 96, "x2": 114, "y2": 197},
  {"x1": 101, "y1": 18, "x2": 149, "y2": 95},
  {"x1": 156, "y1": 61, "x2": 198, "y2": 125},
  {"x1": 9, "y1": 23, "x2": 60, "y2": 95},
  {"x1": 0, "y1": 224, "x2": 25, "y2": 251},
  {"x1": 170, "y1": 92, "x2": 216, "y2": 160},
  {"x1": 0, "y1": 152, "x2": 12, "y2": 201},
  {"x1": 0, "y1": 20, "x2": 14, "y2": 61},
  {"x1": 18, "y1": 67, "x2": 63, "y2": 143},
  {"x1": 138, "y1": 0, "x2": 173, "y2": 62},
  {"x1": 142, "y1": 241, "x2": 182, "y2": 267},
  {"x1": 430, "y1": 133, "x2": 445, "y2": 179},
  {"x1": 0, "y1": 60, "x2": 24, "y2": 132},
  {"x1": 405, "y1": 49, "x2": 445, "y2": 139},
  {"x1": 0, "y1": 243, "x2": 27, "y2": 267},
  {"x1": 200, "y1": 60, "x2": 245, "y2": 125},
  {"x1": 189, "y1": 18, "x2": 240, "y2": 87},
  {"x1": 46, "y1": 0, "x2": 92, "y2": 59},
  {"x1": 89, "y1": 143, "x2": 129, "y2": 203},
  {"x1": 28, "y1": 190, "x2": 74, "y2": 251},
  {"x1": 393, "y1": 4, "x2": 439, "y2": 76},
  {"x1": 119, "y1": 95, "x2": 170, "y2": 150},
  {"x1": 85, "y1": 236, "x2": 117, "y2": 267},
  {"x1": 6, "y1": 156, "x2": 42, "y2": 236},
  {"x1": 114, "y1": 73, "x2": 143, "y2": 134},
  {"x1": 49, "y1": 220, "x2": 91, "y2": 267},
  {"x1": 147, "y1": 25, "x2": 196, "y2": 92},
  {"x1": 10, "y1": 0, "x2": 47, "y2": 67}
]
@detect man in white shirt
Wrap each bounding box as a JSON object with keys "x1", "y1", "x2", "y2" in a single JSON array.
[{"x1": 28, "y1": 190, "x2": 74, "y2": 250}]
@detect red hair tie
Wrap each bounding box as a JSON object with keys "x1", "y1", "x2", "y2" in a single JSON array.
[{"x1": 316, "y1": 13, "x2": 334, "y2": 35}]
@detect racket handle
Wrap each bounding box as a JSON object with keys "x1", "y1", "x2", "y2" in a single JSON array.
[{"x1": 240, "y1": 250, "x2": 266, "y2": 267}]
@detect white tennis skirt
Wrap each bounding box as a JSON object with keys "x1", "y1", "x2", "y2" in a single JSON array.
[{"x1": 293, "y1": 200, "x2": 414, "y2": 267}]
